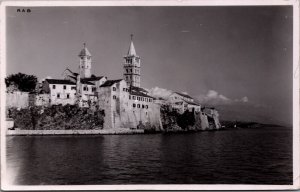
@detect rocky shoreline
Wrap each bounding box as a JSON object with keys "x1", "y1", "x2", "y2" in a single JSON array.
[{"x1": 6, "y1": 104, "x2": 223, "y2": 135}]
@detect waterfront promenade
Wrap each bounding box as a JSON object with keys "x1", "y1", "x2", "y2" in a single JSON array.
[{"x1": 6, "y1": 128, "x2": 144, "y2": 136}]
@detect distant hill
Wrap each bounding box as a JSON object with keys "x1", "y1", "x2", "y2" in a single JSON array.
[{"x1": 203, "y1": 102, "x2": 292, "y2": 127}]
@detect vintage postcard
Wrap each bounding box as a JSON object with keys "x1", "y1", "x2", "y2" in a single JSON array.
[{"x1": 0, "y1": 0, "x2": 299, "y2": 190}]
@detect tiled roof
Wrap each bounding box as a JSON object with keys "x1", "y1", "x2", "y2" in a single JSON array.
[
  {"x1": 100, "y1": 79, "x2": 123, "y2": 87},
  {"x1": 130, "y1": 86, "x2": 148, "y2": 93},
  {"x1": 81, "y1": 76, "x2": 104, "y2": 81},
  {"x1": 185, "y1": 100, "x2": 200, "y2": 106},
  {"x1": 80, "y1": 79, "x2": 95, "y2": 85},
  {"x1": 174, "y1": 92, "x2": 194, "y2": 99},
  {"x1": 46, "y1": 79, "x2": 76, "y2": 85},
  {"x1": 130, "y1": 86, "x2": 154, "y2": 99},
  {"x1": 68, "y1": 75, "x2": 77, "y2": 80},
  {"x1": 127, "y1": 39, "x2": 137, "y2": 56},
  {"x1": 78, "y1": 47, "x2": 91, "y2": 57},
  {"x1": 130, "y1": 91, "x2": 155, "y2": 99}
]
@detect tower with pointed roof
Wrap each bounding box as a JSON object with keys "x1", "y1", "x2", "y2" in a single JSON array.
[
  {"x1": 123, "y1": 35, "x2": 141, "y2": 87},
  {"x1": 78, "y1": 43, "x2": 92, "y2": 78}
]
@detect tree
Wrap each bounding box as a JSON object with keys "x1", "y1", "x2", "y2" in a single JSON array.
[{"x1": 5, "y1": 73, "x2": 38, "y2": 92}]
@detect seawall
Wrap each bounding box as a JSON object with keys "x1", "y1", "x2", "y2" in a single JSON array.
[{"x1": 6, "y1": 128, "x2": 144, "y2": 136}]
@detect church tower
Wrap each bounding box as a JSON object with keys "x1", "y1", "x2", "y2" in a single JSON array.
[
  {"x1": 78, "y1": 43, "x2": 92, "y2": 78},
  {"x1": 123, "y1": 35, "x2": 141, "y2": 87}
]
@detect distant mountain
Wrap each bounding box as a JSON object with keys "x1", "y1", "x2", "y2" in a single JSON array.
[{"x1": 203, "y1": 102, "x2": 291, "y2": 127}]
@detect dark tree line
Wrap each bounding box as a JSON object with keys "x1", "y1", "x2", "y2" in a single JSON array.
[{"x1": 5, "y1": 73, "x2": 38, "y2": 92}]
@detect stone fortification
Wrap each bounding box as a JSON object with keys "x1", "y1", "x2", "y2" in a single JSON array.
[
  {"x1": 98, "y1": 80, "x2": 162, "y2": 130},
  {"x1": 6, "y1": 91, "x2": 29, "y2": 108},
  {"x1": 7, "y1": 105, "x2": 104, "y2": 130}
]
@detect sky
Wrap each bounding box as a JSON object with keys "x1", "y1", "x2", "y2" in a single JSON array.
[{"x1": 6, "y1": 6, "x2": 293, "y2": 125}]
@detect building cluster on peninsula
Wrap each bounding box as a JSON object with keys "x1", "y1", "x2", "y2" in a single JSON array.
[{"x1": 6, "y1": 35, "x2": 221, "y2": 130}]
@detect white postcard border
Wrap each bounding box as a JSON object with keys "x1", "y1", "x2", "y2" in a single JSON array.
[{"x1": 1, "y1": 0, "x2": 299, "y2": 190}]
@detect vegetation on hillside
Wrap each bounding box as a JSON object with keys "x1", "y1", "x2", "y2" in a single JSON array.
[
  {"x1": 160, "y1": 104, "x2": 199, "y2": 132},
  {"x1": 7, "y1": 104, "x2": 105, "y2": 130},
  {"x1": 5, "y1": 73, "x2": 38, "y2": 92}
]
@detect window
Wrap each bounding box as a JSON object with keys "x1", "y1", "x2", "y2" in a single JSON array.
[
  {"x1": 133, "y1": 103, "x2": 136, "y2": 108},
  {"x1": 113, "y1": 95, "x2": 116, "y2": 99},
  {"x1": 137, "y1": 104, "x2": 140, "y2": 108},
  {"x1": 67, "y1": 94, "x2": 70, "y2": 99},
  {"x1": 63, "y1": 85, "x2": 66, "y2": 90},
  {"x1": 129, "y1": 95, "x2": 131, "y2": 99},
  {"x1": 130, "y1": 69, "x2": 132, "y2": 73},
  {"x1": 126, "y1": 69, "x2": 128, "y2": 73},
  {"x1": 71, "y1": 86, "x2": 76, "y2": 90},
  {"x1": 113, "y1": 87, "x2": 116, "y2": 91},
  {"x1": 133, "y1": 96, "x2": 136, "y2": 100},
  {"x1": 86, "y1": 87, "x2": 88, "y2": 91},
  {"x1": 57, "y1": 93, "x2": 60, "y2": 98},
  {"x1": 142, "y1": 98, "x2": 144, "y2": 101},
  {"x1": 83, "y1": 87, "x2": 86, "y2": 91},
  {"x1": 92, "y1": 87, "x2": 96, "y2": 92},
  {"x1": 146, "y1": 105, "x2": 148, "y2": 109},
  {"x1": 52, "y1": 85, "x2": 56, "y2": 89},
  {"x1": 123, "y1": 88, "x2": 126, "y2": 91},
  {"x1": 142, "y1": 105, "x2": 144, "y2": 108}
]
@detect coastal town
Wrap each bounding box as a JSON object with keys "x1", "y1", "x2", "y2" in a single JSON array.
[{"x1": 5, "y1": 35, "x2": 221, "y2": 134}]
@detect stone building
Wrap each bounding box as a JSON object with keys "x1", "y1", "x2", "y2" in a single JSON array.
[
  {"x1": 7, "y1": 35, "x2": 220, "y2": 130},
  {"x1": 123, "y1": 34, "x2": 141, "y2": 87},
  {"x1": 98, "y1": 36, "x2": 161, "y2": 130},
  {"x1": 167, "y1": 92, "x2": 201, "y2": 113},
  {"x1": 37, "y1": 36, "x2": 162, "y2": 130}
]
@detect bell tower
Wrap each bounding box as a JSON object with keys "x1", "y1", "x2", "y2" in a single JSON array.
[
  {"x1": 123, "y1": 35, "x2": 141, "y2": 87},
  {"x1": 78, "y1": 43, "x2": 92, "y2": 78}
]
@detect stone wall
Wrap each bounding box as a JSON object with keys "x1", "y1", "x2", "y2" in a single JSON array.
[
  {"x1": 200, "y1": 112, "x2": 209, "y2": 130},
  {"x1": 29, "y1": 94, "x2": 50, "y2": 106},
  {"x1": 6, "y1": 91, "x2": 29, "y2": 108},
  {"x1": 98, "y1": 81, "x2": 162, "y2": 130},
  {"x1": 6, "y1": 128, "x2": 144, "y2": 135}
]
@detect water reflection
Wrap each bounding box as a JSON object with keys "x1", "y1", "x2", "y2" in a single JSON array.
[{"x1": 6, "y1": 127, "x2": 292, "y2": 185}]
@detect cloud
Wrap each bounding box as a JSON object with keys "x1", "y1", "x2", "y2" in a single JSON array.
[
  {"x1": 197, "y1": 90, "x2": 232, "y2": 105},
  {"x1": 234, "y1": 96, "x2": 249, "y2": 103},
  {"x1": 197, "y1": 90, "x2": 249, "y2": 105},
  {"x1": 241, "y1": 96, "x2": 249, "y2": 103},
  {"x1": 148, "y1": 86, "x2": 173, "y2": 99}
]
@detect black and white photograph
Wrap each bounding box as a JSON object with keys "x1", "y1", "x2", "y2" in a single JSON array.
[{"x1": 1, "y1": 0, "x2": 299, "y2": 190}]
